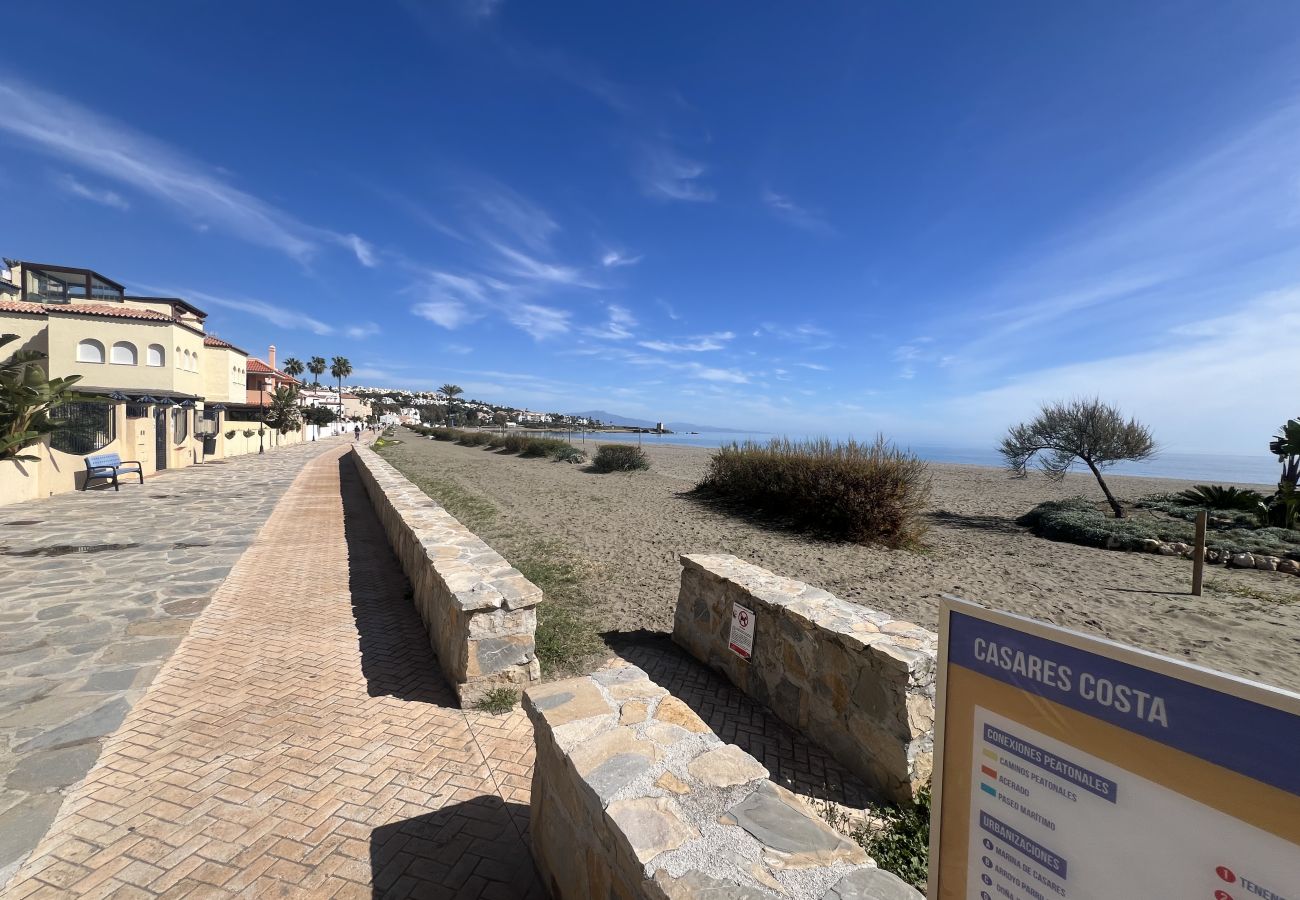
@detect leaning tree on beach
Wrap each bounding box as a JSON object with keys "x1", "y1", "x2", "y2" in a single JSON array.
[{"x1": 1000, "y1": 397, "x2": 1156, "y2": 519}]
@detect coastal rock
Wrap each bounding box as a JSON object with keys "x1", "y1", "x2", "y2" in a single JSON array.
[
  {"x1": 1278, "y1": 559, "x2": 1300, "y2": 575},
  {"x1": 1157, "y1": 543, "x2": 1179, "y2": 556},
  {"x1": 1254, "y1": 556, "x2": 1280, "y2": 572},
  {"x1": 1228, "y1": 553, "x2": 1256, "y2": 569},
  {"x1": 1139, "y1": 539, "x2": 1162, "y2": 553}
]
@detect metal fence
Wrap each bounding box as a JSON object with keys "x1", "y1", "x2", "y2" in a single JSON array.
[{"x1": 49, "y1": 402, "x2": 115, "y2": 456}]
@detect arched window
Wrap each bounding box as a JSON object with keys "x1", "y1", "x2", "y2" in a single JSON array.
[
  {"x1": 147, "y1": 344, "x2": 165, "y2": 367},
  {"x1": 175, "y1": 346, "x2": 182, "y2": 369},
  {"x1": 110, "y1": 341, "x2": 138, "y2": 365},
  {"x1": 76, "y1": 339, "x2": 105, "y2": 363}
]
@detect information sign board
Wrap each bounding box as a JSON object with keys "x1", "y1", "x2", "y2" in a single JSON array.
[
  {"x1": 729, "y1": 603, "x2": 755, "y2": 659},
  {"x1": 930, "y1": 596, "x2": 1300, "y2": 899}
]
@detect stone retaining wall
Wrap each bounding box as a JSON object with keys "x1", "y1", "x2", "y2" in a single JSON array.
[
  {"x1": 673, "y1": 554, "x2": 937, "y2": 805},
  {"x1": 351, "y1": 445, "x2": 541, "y2": 705},
  {"x1": 524, "y1": 660, "x2": 921, "y2": 899}
]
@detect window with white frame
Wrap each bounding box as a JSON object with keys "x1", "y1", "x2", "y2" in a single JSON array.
[
  {"x1": 110, "y1": 341, "x2": 138, "y2": 365},
  {"x1": 147, "y1": 344, "x2": 165, "y2": 367},
  {"x1": 76, "y1": 339, "x2": 105, "y2": 363}
]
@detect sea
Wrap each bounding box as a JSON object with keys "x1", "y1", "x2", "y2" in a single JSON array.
[{"x1": 540, "y1": 430, "x2": 1279, "y2": 485}]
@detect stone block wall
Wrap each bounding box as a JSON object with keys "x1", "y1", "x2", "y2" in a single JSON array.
[
  {"x1": 673, "y1": 554, "x2": 936, "y2": 805},
  {"x1": 351, "y1": 445, "x2": 541, "y2": 705},
  {"x1": 525, "y1": 660, "x2": 921, "y2": 900}
]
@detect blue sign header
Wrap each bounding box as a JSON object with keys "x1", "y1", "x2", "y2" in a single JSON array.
[{"x1": 949, "y1": 611, "x2": 1300, "y2": 796}]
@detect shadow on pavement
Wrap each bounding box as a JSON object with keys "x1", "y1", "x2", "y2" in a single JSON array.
[
  {"x1": 369, "y1": 795, "x2": 542, "y2": 899},
  {"x1": 337, "y1": 454, "x2": 458, "y2": 706},
  {"x1": 602, "y1": 630, "x2": 881, "y2": 810}
]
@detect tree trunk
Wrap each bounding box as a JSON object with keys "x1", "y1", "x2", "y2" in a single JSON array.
[{"x1": 1084, "y1": 457, "x2": 1125, "y2": 518}]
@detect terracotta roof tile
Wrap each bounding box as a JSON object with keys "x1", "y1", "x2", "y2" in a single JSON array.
[
  {"x1": 0, "y1": 299, "x2": 178, "y2": 322},
  {"x1": 203, "y1": 334, "x2": 248, "y2": 354},
  {"x1": 45, "y1": 303, "x2": 174, "y2": 322}
]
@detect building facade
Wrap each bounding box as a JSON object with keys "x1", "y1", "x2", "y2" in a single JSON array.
[{"x1": 0, "y1": 260, "x2": 308, "y2": 505}]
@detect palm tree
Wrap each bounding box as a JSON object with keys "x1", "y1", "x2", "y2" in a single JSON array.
[
  {"x1": 330, "y1": 356, "x2": 352, "y2": 401},
  {"x1": 308, "y1": 356, "x2": 326, "y2": 388},
  {"x1": 439, "y1": 383, "x2": 463, "y2": 426},
  {"x1": 282, "y1": 357, "x2": 305, "y2": 383},
  {"x1": 0, "y1": 335, "x2": 92, "y2": 461}
]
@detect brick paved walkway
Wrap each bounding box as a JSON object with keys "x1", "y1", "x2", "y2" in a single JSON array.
[
  {"x1": 0, "y1": 436, "x2": 357, "y2": 885},
  {"x1": 5, "y1": 448, "x2": 541, "y2": 899}
]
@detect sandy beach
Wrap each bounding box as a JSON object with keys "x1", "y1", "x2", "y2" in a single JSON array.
[{"x1": 379, "y1": 433, "x2": 1300, "y2": 693}]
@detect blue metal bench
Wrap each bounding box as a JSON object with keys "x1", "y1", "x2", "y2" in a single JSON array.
[{"x1": 83, "y1": 452, "x2": 144, "y2": 491}]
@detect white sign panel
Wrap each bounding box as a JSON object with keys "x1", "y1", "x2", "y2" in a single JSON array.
[
  {"x1": 931, "y1": 597, "x2": 1300, "y2": 899},
  {"x1": 729, "y1": 603, "x2": 755, "y2": 659}
]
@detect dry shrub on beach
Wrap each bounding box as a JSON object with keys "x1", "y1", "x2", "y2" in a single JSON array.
[
  {"x1": 591, "y1": 444, "x2": 650, "y2": 473},
  {"x1": 697, "y1": 437, "x2": 932, "y2": 548}
]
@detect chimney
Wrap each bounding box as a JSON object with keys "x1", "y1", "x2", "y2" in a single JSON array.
[{"x1": 268, "y1": 344, "x2": 276, "y2": 370}]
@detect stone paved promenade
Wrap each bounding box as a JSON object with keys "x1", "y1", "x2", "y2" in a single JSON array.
[
  {"x1": 0, "y1": 437, "x2": 354, "y2": 885},
  {"x1": 5, "y1": 447, "x2": 541, "y2": 898}
]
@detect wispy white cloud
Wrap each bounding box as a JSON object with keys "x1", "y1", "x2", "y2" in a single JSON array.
[
  {"x1": 637, "y1": 331, "x2": 734, "y2": 353},
  {"x1": 489, "y1": 242, "x2": 595, "y2": 286},
  {"x1": 183, "y1": 289, "x2": 334, "y2": 336},
  {"x1": 685, "y1": 362, "x2": 749, "y2": 384},
  {"x1": 655, "y1": 298, "x2": 680, "y2": 320},
  {"x1": 950, "y1": 289, "x2": 1299, "y2": 453},
  {"x1": 584, "y1": 304, "x2": 637, "y2": 340},
  {"x1": 0, "y1": 79, "x2": 374, "y2": 266},
  {"x1": 638, "y1": 144, "x2": 716, "y2": 202},
  {"x1": 344, "y1": 322, "x2": 380, "y2": 339},
  {"x1": 338, "y1": 234, "x2": 378, "y2": 268},
  {"x1": 475, "y1": 183, "x2": 559, "y2": 252},
  {"x1": 55, "y1": 173, "x2": 129, "y2": 210},
  {"x1": 508, "y1": 303, "x2": 571, "y2": 338},
  {"x1": 413, "y1": 298, "x2": 480, "y2": 330},
  {"x1": 761, "y1": 187, "x2": 833, "y2": 233},
  {"x1": 795, "y1": 362, "x2": 829, "y2": 371},
  {"x1": 601, "y1": 249, "x2": 642, "y2": 268}
]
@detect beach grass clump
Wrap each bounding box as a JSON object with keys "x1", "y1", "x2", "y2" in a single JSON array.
[
  {"x1": 696, "y1": 437, "x2": 931, "y2": 548},
  {"x1": 472, "y1": 687, "x2": 519, "y2": 714},
  {"x1": 458, "y1": 431, "x2": 493, "y2": 447},
  {"x1": 552, "y1": 445, "x2": 587, "y2": 464},
  {"x1": 521, "y1": 437, "x2": 568, "y2": 458},
  {"x1": 591, "y1": 444, "x2": 650, "y2": 473},
  {"x1": 515, "y1": 544, "x2": 604, "y2": 676}
]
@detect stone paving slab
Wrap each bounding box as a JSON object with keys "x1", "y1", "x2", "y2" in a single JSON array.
[
  {"x1": 4, "y1": 447, "x2": 542, "y2": 899},
  {"x1": 0, "y1": 437, "x2": 358, "y2": 887}
]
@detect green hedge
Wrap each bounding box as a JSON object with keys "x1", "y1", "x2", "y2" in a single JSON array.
[
  {"x1": 696, "y1": 437, "x2": 930, "y2": 548},
  {"x1": 402, "y1": 425, "x2": 581, "y2": 463},
  {"x1": 1019, "y1": 498, "x2": 1300, "y2": 559}
]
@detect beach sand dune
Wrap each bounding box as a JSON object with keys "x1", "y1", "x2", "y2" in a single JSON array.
[{"x1": 380, "y1": 435, "x2": 1300, "y2": 692}]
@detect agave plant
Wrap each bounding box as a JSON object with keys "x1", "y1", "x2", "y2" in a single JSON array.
[
  {"x1": 1174, "y1": 484, "x2": 1265, "y2": 511},
  {"x1": 0, "y1": 335, "x2": 91, "y2": 461}
]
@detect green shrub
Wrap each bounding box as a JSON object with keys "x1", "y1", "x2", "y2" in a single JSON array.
[
  {"x1": 860, "y1": 784, "x2": 931, "y2": 889},
  {"x1": 591, "y1": 444, "x2": 650, "y2": 473},
  {"x1": 552, "y1": 445, "x2": 587, "y2": 464},
  {"x1": 431, "y1": 427, "x2": 459, "y2": 441},
  {"x1": 458, "y1": 431, "x2": 493, "y2": 447},
  {"x1": 1021, "y1": 498, "x2": 1300, "y2": 559},
  {"x1": 487, "y1": 435, "x2": 508, "y2": 450},
  {"x1": 696, "y1": 437, "x2": 930, "y2": 548}
]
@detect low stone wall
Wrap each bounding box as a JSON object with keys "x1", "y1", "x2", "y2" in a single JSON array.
[
  {"x1": 525, "y1": 661, "x2": 921, "y2": 899},
  {"x1": 351, "y1": 445, "x2": 541, "y2": 705},
  {"x1": 673, "y1": 554, "x2": 937, "y2": 805}
]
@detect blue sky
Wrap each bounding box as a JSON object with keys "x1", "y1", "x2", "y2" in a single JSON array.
[{"x1": 1, "y1": 2, "x2": 1297, "y2": 452}]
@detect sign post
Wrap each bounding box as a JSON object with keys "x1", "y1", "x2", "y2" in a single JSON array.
[{"x1": 929, "y1": 596, "x2": 1300, "y2": 899}]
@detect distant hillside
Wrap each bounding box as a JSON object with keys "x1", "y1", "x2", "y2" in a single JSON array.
[{"x1": 571, "y1": 410, "x2": 750, "y2": 433}]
